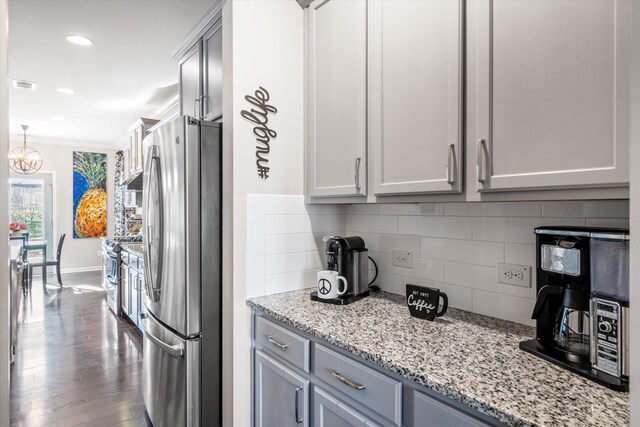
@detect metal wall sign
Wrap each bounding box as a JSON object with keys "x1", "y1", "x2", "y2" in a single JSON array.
[{"x1": 241, "y1": 86, "x2": 277, "y2": 179}]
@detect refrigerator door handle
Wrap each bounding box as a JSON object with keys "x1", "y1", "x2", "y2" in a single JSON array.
[
  {"x1": 144, "y1": 144, "x2": 164, "y2": 302},
  {"x1": 145, "y1": 329, "x2": 184, "y2": 358}
]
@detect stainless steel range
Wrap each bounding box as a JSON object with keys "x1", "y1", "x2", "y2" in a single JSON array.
[{"x1": 101, "y1": 239, "x2": 121, "y2": 315}]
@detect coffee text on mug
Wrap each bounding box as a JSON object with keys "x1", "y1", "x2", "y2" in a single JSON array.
[{"x1": 407, "y1": 294, "x2": 435, "y2": 313}]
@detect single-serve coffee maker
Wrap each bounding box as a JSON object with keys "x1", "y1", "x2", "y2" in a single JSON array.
[
  {"x1": 310, "y1": 236, "x2": 370, "y2": 305},
  {"x1": 519, "y1": 226, "x2": 629, "y2": 391}
]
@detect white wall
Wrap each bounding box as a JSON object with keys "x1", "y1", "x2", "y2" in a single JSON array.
[
  {"x1": 0, "y1": 0, "x2": 9, "y2": 424},
  {"x1": 629, "y1": 0, "x2": 640, "y2": 423},
  {"x1": 8, "y1": 138, "x2": 117, "y2": 272},
  {"x1": 228, "y1": 1, "x2": 304, "y2": 425}
]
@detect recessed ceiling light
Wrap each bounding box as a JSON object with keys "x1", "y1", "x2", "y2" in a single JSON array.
[
  {"x1": 52, "y1": 116, "x2": 66, "y2": 121},
  {"x1": 57, "y1": 88, "x2": 76, "y2": 95},
  {"x1": 66, "y1": 35, "x2": 94, "y2": 46},
  {"x1": 13, "y1": 79, "x2": 36, "y2": 90}
]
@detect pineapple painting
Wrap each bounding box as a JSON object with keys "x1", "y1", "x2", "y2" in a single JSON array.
[{"x1": 73, "y1": 152, "x2": 107, "y2": 238}]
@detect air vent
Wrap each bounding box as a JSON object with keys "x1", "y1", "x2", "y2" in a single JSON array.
[{"x1": 12, "y1": 80, "x2": 36, "y2": 90}]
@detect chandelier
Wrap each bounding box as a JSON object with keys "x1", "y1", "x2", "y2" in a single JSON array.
[{"x1": 8, "y1": 125, "x2": 43, "y2": 175}]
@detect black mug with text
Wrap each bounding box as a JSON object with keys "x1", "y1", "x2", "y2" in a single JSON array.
[{"x1": 406, "y1": 284, "x2": 448, "y2": 321}]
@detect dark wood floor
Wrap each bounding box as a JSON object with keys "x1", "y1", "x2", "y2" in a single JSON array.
[{"x1": 10, "y1": 271, "x2": 151, "y2": 427}]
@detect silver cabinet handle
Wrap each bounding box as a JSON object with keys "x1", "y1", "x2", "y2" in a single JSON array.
[
  {"x1": 267, "y1": 335, "x2": 288, "y2": 350},
  {"x1": 193, "y1": 98, "x2": 200, "y2": 119},
  {"x1": 145, "y1": 330, "x2": 184, "y2": 358},
  {"x1": 332, "y1": 371, "x2": 365, "y2": 390},
  {"x1": 446, "y1": 143, "x2": 455, "y2": 185},
  {"x1": 354, "y1": 157, "x2": 361, "y2": 193},
  {"x1": 199, "y1": 94, "x2": 206, "y2": 119},
  {"x1": 476, "y1": 138, "x2": 486, "y2": 184},
  {"x1": 294, "y1": 386, "x2": 303, "y2": 424}
]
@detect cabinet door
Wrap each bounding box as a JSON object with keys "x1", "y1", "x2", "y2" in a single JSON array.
[
  {"x1": 179, "y1": 41, "x2": 203, "y2": 119},
  {"x1": 471, "y1": 0, "x2": 631, "y2": 192},
  {"x1": 129, "y1": 268, "x2": 139, "y2": 322},
  {"x1": 407, "y1": 390, "x2": 489, "y2": 427},
  {"x1": 307, "y1": 0, "x2": 367, "y2": 197},
  {"x1": 135, "y1": 125, "x2": 143, "y2": 172},
  {"x1": 129, "y1": 134, "x2": 137, "y2": 175},
  {"x1": 138, "y1": 274, "x2": 145, "y2": 328},
  {"x1": 370, "y1": 0, "x2": 463, "y2": 195},
  {"x1": 203, "y1": 21, "x2": 222, "y2": 120},
  {"x1": 254, "y1": 350, "x2": 309, "y2": 427},
  {"x1": 121, "y1": 265, "x2": 130, "y2": 315},
  {"x1": 313, "y1": 387, "x2": 379, "y2": 427}
]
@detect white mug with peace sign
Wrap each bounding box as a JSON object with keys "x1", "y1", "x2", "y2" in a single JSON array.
[{"x1": 317, "y1": 270, "x2": 348, "y2": 299}]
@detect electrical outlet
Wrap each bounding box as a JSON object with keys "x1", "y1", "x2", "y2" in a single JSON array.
[
  {"x1": 392, "y1": 250, "x2": 413, "y2": 268},
  {"x1": 97, "y1": 250, "x2": 102, "y2": 257},
  {"x1": 498, "y1": 263, "x2": 531, "y2": 287}
]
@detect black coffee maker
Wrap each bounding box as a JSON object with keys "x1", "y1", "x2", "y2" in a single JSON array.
[
  {"x1": 310, "y1": 236, "x2": 370, "y2": 305},
  {"x1": 520, "y1": 226, "x2": 628, "y2": 391}
]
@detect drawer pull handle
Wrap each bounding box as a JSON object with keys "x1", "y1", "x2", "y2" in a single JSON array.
[
  {"x1": 332, "y1": 371, "x2": 365, "y2": 390},
  {"x1": 267, "y1": 335, "x2": 288, "y2": 350},
  {"x1": 294, "y1": 386, "x2": 303, "y2": 423}
]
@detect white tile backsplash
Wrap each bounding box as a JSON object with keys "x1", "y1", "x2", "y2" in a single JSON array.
[
  {"x1": 414, "y1": 216, "x2": 474, "y2": 239},
  {"x1": 346, "y1": 200, "x2": 628, "y2": 326},
  {"x1": 248, "y1": 196, "x2": 629, "y2": 326},
  {"x1": 247, "y1": 195, "x2": 339, "y2": 297},
  {"x1": 420, "y1": 237, "x2": 505, "y2": 266},
  {"x1": 346, "y1": 214, "x2": 399, "y2": 234}
]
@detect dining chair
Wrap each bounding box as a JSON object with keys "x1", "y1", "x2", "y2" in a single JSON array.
[{"x1": 28, "y1": 233, "x2": 66, "y2": 286}]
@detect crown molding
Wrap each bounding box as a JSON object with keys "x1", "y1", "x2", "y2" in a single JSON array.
[{"x1": 171, "y1": 1, "x2": 223, "y2": 61}]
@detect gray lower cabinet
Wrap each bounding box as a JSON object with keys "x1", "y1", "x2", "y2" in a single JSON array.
[
  {"x1": 406, "y1": 389, "x2": 488, "y2": 427},
  {"x1": 314, "y1": 387, "x2": 379, "y2": 427},
  {"x1": 121, "y1": 250, "x2": 145, "y2": 333},
  {"x1": 255, "y1": 350, "x2": 310, "y2": 427},
  {"x1": 252, "y1": 314, "x2": 500, "y2": 427}
]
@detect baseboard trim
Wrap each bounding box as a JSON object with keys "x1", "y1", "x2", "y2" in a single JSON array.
[{"x1": 31, "y1": 266, "x2": 102, "y2": 276}]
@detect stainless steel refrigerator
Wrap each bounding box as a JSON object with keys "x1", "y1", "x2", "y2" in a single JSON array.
[{"x1": 142, "y1": 116, "x2": 221, "y2": 427}]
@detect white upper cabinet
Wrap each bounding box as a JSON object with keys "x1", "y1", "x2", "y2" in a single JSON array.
[
  {"x1": 470, "y1": 0, "x2": 631, "y2": 192},
  {"x1": 307, "y1": 0, "x2": 367, "y2": 198},
  {"x1": 370, "y1": 0, "x2": 463, "y2": 195}
]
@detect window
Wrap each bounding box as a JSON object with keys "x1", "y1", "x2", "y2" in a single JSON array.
[
  {"x1": 9, "y1": 174, "x2": 55, "y2": 256},
  {"x1": 9, "y1": 178, "x2": 45, "y2": 239}
]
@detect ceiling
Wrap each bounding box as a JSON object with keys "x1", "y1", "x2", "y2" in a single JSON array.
[{"x1": 8, "y1": 0, "x2": 213, "y2": 148}]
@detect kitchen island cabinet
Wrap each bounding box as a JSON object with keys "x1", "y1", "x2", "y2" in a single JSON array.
[{"x1": 248, "y1": 290, "x2": 629, "y2": 427}]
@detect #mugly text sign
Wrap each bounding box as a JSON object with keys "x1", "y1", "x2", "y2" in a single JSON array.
[{"x1": 241, "y1": 86, "x2": 277, "y2": 179}]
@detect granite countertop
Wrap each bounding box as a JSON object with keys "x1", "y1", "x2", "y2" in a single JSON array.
[
  {"x1": 247, "y1": 289, "x2": 629, "y2": 427},
  {"x1": 121, "y1": 243, "x2": 145, "y2": 256}
]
